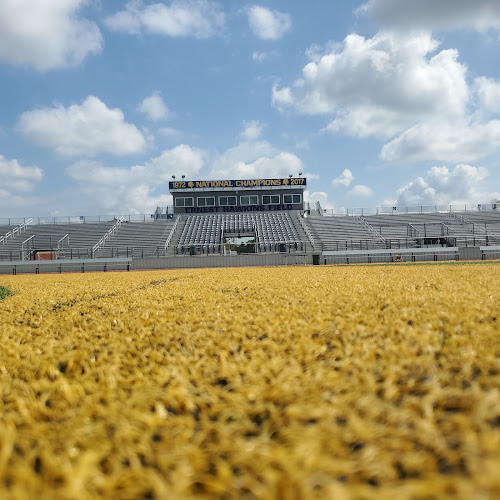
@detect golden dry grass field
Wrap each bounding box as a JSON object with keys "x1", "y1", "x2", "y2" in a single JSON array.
[{"x1": 1, "y1": 263, "x2": 500, "y2": 500}]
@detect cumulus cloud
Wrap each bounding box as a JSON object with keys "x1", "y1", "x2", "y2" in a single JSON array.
[
  {"x1": 18, "y1": 120, "x2": 313, "y2": 214},
  {"x1": 19, "y1": 96, "x2": 146, "y2": 157},
  {"x1": 275, "y1": 32, "x2": 467, "y2": 138},
  {"x1": 67, "y1": 144, "x2": 205, "y2": 213},
  {"x1": 0, "y1": 155, "x2": 43, "y2": 193},
  {"x1": 239, "y1": 120, "x2": 263, "y2": 141},
  {"x1": 358, "y1": 0, "x2": 500, "y2": 33},
  {"x1": 349, "y1": 184, "x2": 373, "y2": 197},
  {"x1": 106, "y1": 0, "x2": 225, "y2": 38},
  {"x1": 247, "y1": 5, "x2": 291, "y2": 40},
  {"x1": 304, "y1": 191, "x2": 335, "y2": 210},
  {"x1": 475, "y1": 77, "x2": 500, "y2": 114},
  {"x1": 207, "y1": 121, "x2": 304, "y2": 179},
  {"x1": 392, "y1": 164, "x2": 499, "y2": 206},
  {"x1": 273, "y1": 30, "x2": 500, "y2": 162},
  {"x1": 0, "y1": 0, "x2": 102, "y2": 71},
  {"x1": 380, "y1": 120, "x2": 500, "y2": 162},
  {"x1": 332, "y1": 169, "x2": 354, "y2": 188},
  {"x1": 271, "y1": 84, "x2": 294, "y2": 110},
  {"x1": 139, "y1": 91, "x2": 170, "y2": 121},
  {"x1": 210, "y1": 144, "x2": 303, "y2": 180}
]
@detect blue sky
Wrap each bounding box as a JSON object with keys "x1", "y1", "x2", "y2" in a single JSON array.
[{"x1": 1, "y1": 0, "x2": 500, "y2": 217}]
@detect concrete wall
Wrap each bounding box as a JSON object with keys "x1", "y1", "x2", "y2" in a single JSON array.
[
  {"x1": 132, "y1": 253, "x2": 312, "y2": 270},
  {"x1": 0, "y1": 258, "x2": 131, "y2": 275},
  {"x1": 2, "y1": 246, "x2": 499, "y2": 275},
  {"x1": 458, "y1": 246, "x2": 482, "y2": 260}
]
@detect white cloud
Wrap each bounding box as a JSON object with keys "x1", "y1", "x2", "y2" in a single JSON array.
[
  {"x1": 204, "y1": 121, "x2": 313, "y2": 180},
  {"x1": 349, "y1": 184, "x2": 373, "y2": 197},
  {"x1": 272, "y1": 84, "x2": 294, "y2": 109},
  {"x1": 139, "y1": 91, "x2": 170, "y2": 121},
  {"x1": 67, "y1": 144, "x2": 205, "y2": 213},
  {"x1": 359, "y1": 0, "x2": 500, "y2": 33},
  {"x1": 393, "y1": 164, "x2": 499, "y2": 206},
  {"x1": 247, "y1": 6, "x2": 291, "y2": 40},
  {"x1": 252, "y1": 50, "x2": 278, "y2": 62},
  {"x1": 210, "y1": 145, "x2": 303, "y2": 180},
  {"x1": 0, "y1": 0, "x2": 102, "y2": 71},
  {"x1": 106, "y1": 0, "x2": 225, "y2": 38},
  {"x1": 475, "y1": 77, "x2": 500, "y2": 114},
  {"x1": 332, "y1": 169, "x2": 354, "y2": 188},
  {"x1": 19, "y1": 96, "x2": 146, "y2": 157},
  {"x1": 240, "y1": 120, "x2": 263, "y2": 141},
  {"x1": 304, "y1": 191, "x2": 335, "y2": 210},
  {"x1": 0, "y1": 155, "x2": 43, "y2": 192},
  {"x1": 158, "y1": 127, "x2": 182, "y2": 140},
  {"x1": 273, "y1": 30, "x2": 500, "y2": 163},
  {"x1": 278, "y1": 32, "x2": 467, "y2": 139},
  {"x1": 380, "y1": 120, "x2": 500, "y2": 163}
]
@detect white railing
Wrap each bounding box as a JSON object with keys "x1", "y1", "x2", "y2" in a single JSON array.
[
  {"x1": 163, "y1": 215, "x2": 180, "y2": 255},
  {"x1": 1, "y1": 203, "x2": 499, "y2": 226},
  {"x1": 357, "y1": 216, "x2": 385, "y2": 242},
  {"x1": 92, "y1": 216, "x2": 125, "y2": 255},
  {"x1": 21, "y1": 235, "x2": 36, "y2": 260},
  {"x1": 0, "y1": 218, "x2": 33, "y2": 244},
  {"x1": 321, "y1": 204, "x2": 500, "y2": 216},
  {"x1": 57, "y1": 234, "x2": 69, "y2": 250},
  {"x1": 298, "y1": 215, "x2": 321, "y2": 250},
  {"x1": 407, "y1": 224, "x2": 421, "y2": 238}
]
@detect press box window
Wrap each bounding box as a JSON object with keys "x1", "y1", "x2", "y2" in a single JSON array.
[
  {"x1": 197, "y1": 197, "x2": 215, "y2": 207},
  {"x1": 263, "y1": 195, "x2": 280, "y2": 204},
  {"x1": 241, "y1": 195, "x2": 258, "y2": 205},
  {"x1": 219, "y1": 196, "x2": 237, "y2": 206},
  {"x1": 283, "y1": 194, "x2": 302, "y2": 204},
  {"x1": 175, "y1": 197, "x2": 194, "y2": 207}
]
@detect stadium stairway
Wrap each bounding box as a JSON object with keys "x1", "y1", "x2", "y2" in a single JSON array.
[{"x1": 93, "y1": 220, "x2": 175, "y2": 258}]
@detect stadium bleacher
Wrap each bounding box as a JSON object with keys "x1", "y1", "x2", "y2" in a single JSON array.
[
  {"x1": 2, "y1": 206, "x2": 500, "y2": 263},
  {"x1": 0, "y1": 220, "x2": 175, "y2": 261},
  {"x1": 174, "y1": 212, "x2": 304, "y2": 254}
]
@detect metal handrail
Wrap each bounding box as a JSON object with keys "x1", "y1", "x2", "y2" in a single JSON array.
[
  {"x1": 57, "y1": 234, "x2": 69, "y2": 250},
  {"x1": 298, "y1": 215, "x2": 321, "y2": 251},
  {"x1": 358, "y1": 216, "x2": 385, "y2": 242},
  {"x1": 93, "y1": 216, "x2": 125, "y2": 255},
  {"x1": 407, "y1": 224, "x2": 421, "y2": 238},
  {"x1": 315, "y1": 201, "x2": 323, "y2": 216},
  {"x1": 21, "y1": 235, "x2": 36, "y2": 260},
  {"x1": 163, "y1": 215, "x2": 180, "y2": 255},
  {"x1": 0, "y1": 218, "x2": 33, "y2": 244}
]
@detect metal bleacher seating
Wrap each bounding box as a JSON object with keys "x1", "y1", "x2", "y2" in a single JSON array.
[
  {"x1": 94, "y1": 220, "x2": 175, "y2": 258},
  {"x1": 176, "y1": 212, "x2": 304, "y2": 254},
  {"x1": 0, "y1": 219, "x2": 175, "y2": 261},
  {"x1": 304, "y1": 216, "x2": 385, "y2": 251},
  {"x1": 0, "y1": 222, "x2": 115, "y2": 260},
  {"x1": 303, "y1": 210, "x2": 500, "y2": 251}
]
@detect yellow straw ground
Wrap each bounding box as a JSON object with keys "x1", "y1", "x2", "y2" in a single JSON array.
[{"x1": 0, "y1": 263, "x2": 500, "y2": 499}]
